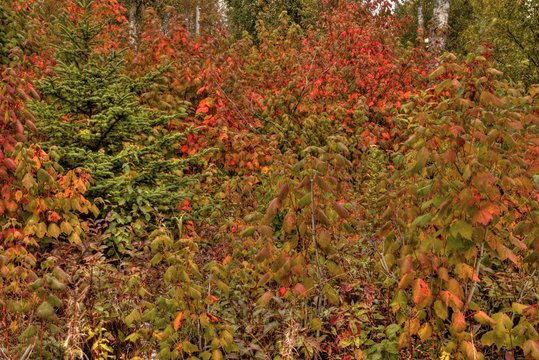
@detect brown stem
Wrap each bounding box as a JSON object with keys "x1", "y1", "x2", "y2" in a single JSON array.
[{"x1": 464, "y1": 230, "x2": 486, "y2": 312}]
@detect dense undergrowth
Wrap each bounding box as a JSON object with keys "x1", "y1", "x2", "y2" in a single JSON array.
[{"x1": 0, "y1": 0, "x2": 538, "y2": 359}]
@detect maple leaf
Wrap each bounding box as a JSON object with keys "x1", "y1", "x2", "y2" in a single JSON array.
[{"x1": 473, "y1": 203, "x2": 501, "y2": 225}]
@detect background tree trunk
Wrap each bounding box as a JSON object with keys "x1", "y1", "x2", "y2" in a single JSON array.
[
  {"x1": 195, "y1": 5, "x2": 200, "y2": 35},
  {"x1": 430, "y1": 0, "x2": 450, "y2": 53},
  {"x1": 416, "y1": 1, "x2": 425, "y2": 46},
  {"x1": 128, "y1": 0, "x2": 145, "y2": 51}
]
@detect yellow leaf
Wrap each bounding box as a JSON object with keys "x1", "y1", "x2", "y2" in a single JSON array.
[
  {"x1": 439, "y1": 350, "x2": 451, "y2": 360},
  {"x1": 418, "y1": 322, "x2": 432, "y2": 341},
  {"x1": 212, "y1": 349, "x2": 223, "y2": 360},
  {"x1": 473, "y1": 311, "x2": 496, "y2": 326},
  {"x1": 69, "y1": 232, "x2": 81, "y2": 244},
  {"x1": 434, "y1": 300, "x2": 448, "y2": 320},
  {"x1": 408, "y1": 317, "x2": 420, "y2": 335},
  {"x1": 47, "y1": 223, "x2": 61, "y2": 239}
]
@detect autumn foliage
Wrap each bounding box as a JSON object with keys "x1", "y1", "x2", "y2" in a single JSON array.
[{"x1": 0, "y1": 0, "x2": 538, "y2": 359}]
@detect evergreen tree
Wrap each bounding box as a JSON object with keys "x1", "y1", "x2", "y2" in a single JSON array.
[{"x1": 32, "y1": 0, "x2": 205, "y2": 254}]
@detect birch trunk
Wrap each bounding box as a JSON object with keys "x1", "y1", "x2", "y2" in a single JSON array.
[
  {"x1": 217, "y1": 0, "x2": 228, "y2": 25},
  {"x1": 430, "y1": 0, "x2": 450, "y2": 53},
  {"x1": 416, "y1": 1, "x2": 425, "y2": 46},
  {"x1": 155, "y1": 3, "x2": 171, "y2": 36},
  {"x1": 128, "y1": 0, "x2": 145, "y2": 51},
  {"x1": 195, "y1": 6, "x2": 200, "y2": 36}
]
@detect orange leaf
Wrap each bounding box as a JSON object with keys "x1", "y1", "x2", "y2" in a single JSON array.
[
  {"x1": 440, "y1": 290, "x2": 464, "y2": 310},
  {"x1": 473, "y1": 203, "x2": 500, "y2": 225},
  {"x1": 398, "y1": 271, "x2": 415, "y2": 289},
  {"x1": 207, "y1": 312, "x2": 220, "y2": 323},
  {"x1": 456, "y1": 263, "x2": 480, "y2": 282},
  {"x1": 412, "y1": 278, "x2": 431, "y2": 307},
  {"x1": 222, "y1": 255, "x2": 232, "y2": 266},
  {"x1": 173, "y1": 311, "x2": 183, "y2": 331},
  {"x1": 196, "y1": 106, "x2": 209, "y2": 114},
  {"x1": 461, "y1": 340, "x2": 480, "y2": 360},
  {"x1": 451, "y1": 311, "x2": 467, "y2": 332}
]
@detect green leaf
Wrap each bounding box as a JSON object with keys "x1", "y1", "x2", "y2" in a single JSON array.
[
  {"x1": 150, "y1": 253, "x2": 163, "y2": 266},
  {"x1": 22, "y1": 173, "x2": 37, "y2": 190},
  {"x1": 481, "y1": 330, "x2": 506, "y2": 347},
  {"x1": 413, "y1": 147, "x2": 430, "y2": 172},
  {"x1": 48, "y1": 277, "x2": 66, "y2": 291},
  {"x1": 450, "y1": 220, "x2": 473, "y2": 240},
  {"x1": 390, "y1": 290, "x2": 407, "y2": 312},
  {"x1": 47, "y1": 223, "x2": 61, "y2": 239},
  {"x1": 124, "y1": 309, "x2": 141, "y2": 327},
  {"x1": 434, "y1": 300, "x2": 448, "y2": 320},
  {"x1": 19, "y1": 325, "x2": 37, "y2": 341},
  {"x1": 47, "y1": 294, "x2": 63, "y2": 309},
  {"x1": 323, "y1": 284, "x2": 339, "y2": 305},
  {"x1": 52, "y1": 266, "x2": 70, "y2": 283},
  {"x1": 60, "y1": 221, "x2": 73, "y2": 235},
  {"x1": 412, "y1": 214, "x2": 432, "y2": 227},
  {"x1": 125, "y1": 332, "x2": 141, "y2": 343},
  {"x1": 298, "y1": 192, "x2": 312, "y2": 208},
  {"x1": 36, "y1": 301, "x2": 55, "y2": 319},
  {"x1": 240, "y1": 226, "x2": 256, "y2": 238},
  {"x1": 182, "y1": 340, "x2": 199, "y2": 354},
  {"x1": 36, "y1": 222, "x2": 47, "y2": 239},
  {"x1": 447, "y1": 236, "x2": 465, "y2": 252},
  {"x1": 37, "y1": 168, "x2": 53, "y2": 184},
  {"x1": 511, "y1": 302, "x2": 528, "y2": 315},
  {"x1": 29, "y1": 278, "x2": 44, "y2": 290}
]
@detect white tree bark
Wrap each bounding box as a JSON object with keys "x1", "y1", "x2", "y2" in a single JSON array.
[
  {"x1": 417, "y1": 1, "x2": 425, "y2": 45},
  {"x1": 217, "y1": 0, "x2": 227, "y2": 20},
  {"x1": 195, "y1": 5, "x2": 200, "y2": 35},
  {"x1": 430, "y1": 0, "x2": 450, "y2": 53},
  {"x1": 128, "y1": 0, "x2": 145, "y2": 51},
  {"x1": 156, "y1": 3, "x2": 171, "y2": 36}
]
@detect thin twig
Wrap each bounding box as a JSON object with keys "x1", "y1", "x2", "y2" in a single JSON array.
[
  {"x1": 310, "y1": 174, "x2": 324, "y2": 327},
  {"x1": 464, "y1": 230, "x2": 487, "y2": 312}
]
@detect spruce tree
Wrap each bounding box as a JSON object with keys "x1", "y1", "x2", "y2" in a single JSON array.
[{"x1": 32, "y1": 0, "x2": 204, "y2": 254}]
